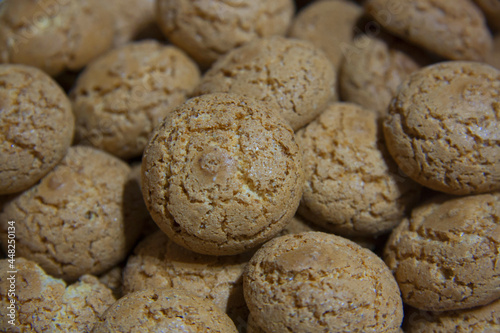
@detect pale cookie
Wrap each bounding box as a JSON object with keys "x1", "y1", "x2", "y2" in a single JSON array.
[
  {"x1": 156, "y1": 0, "x2": 294, "y2": 68},
  {"x1": 123, "y1": 230, "x2": 251, "y2": 324},
  {"x1": 0, "y1": 64, "x2": 74, "y2": 195},
  {"x1": 71, "y1": 40, "x2": 200, "y2": 159},
  {"x1": 474, "y1": 0, "x2": 500, "y2": 31},
  {"x1": 383, "y1": 61, "x2": 500, "y2": 195},
  {"x1": 296, "y1": 102, "x2": 421, "y2": 237},
  {"x1": 142, "y1": 93, "x2": 304, "y2": 255},
  {"x1": 194, "y1": 37, "x2": 336, "y2": 130},
  {"x1": 384, "y1": 192, "x2": 500, "y2": 311},
  {"x1": 0, "y1": 0, "x2": 114, "y2": 76},
  {"x1": 0, "y1": 258, "x2": 115, "y2": 332},
  {"x1": 288, "y1": 0, "x2": 363, "y2": 73},
  {"x1": 365, "y1": 0, "x2": 493, "y2": 61},
  {"x1": 0, "y1": 146, "x2": 143, "y2": 281},
  {"x1": 92, "y1": 289, "x2": 238, "y2": 332},
  {"x1": 244, "y1": 232, "x2": 403, "y2": 333}
]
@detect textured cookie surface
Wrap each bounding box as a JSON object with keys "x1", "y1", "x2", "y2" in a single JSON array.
[
  {"x1": 384, "y1": 192, "x2": 500, "y2": 311},
  {"x1": 296, "y1": 103, "x2": 421, "y2": 237},
  {"x1": 0, "y1": 64, "x2": 74, "y2": 195},
  {"x1": 194, "y1": 37, "x2": 336, "y2": 130},
  {"x1": 71, "y1": 40, "x2": 200, "y2": 159},
  {"x1": 142, "y1": 93, "x2": 303, "y2": 255},
  {"x1": 244, "y1": 232, "x2": 403, "y2": 333},
  {"x1": 92, "y1": 289, "x2": 238, "y2": 332},
  {"x1": 383, "y1": 61, "x2": 500, "y2": 195},
  {"x1": 365, "y1": 0, "x2": 492, "y2": 61},
  {"x1": 0, "y1": 146, "x2": 142, "y2": 281},
  {"x1": 157, "y1": 0, "x2": 294, "y2": 68}
]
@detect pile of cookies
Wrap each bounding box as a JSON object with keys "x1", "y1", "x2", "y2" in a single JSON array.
[{"x1": 0, "y1": 0, "x2": 499, "y2": 331}]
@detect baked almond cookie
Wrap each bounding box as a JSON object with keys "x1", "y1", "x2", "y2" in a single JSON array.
[
  {"x1": 0, "y1": 258, "x2": 115, "y2": 332},
  {"x1": 384, "y1": 192, "x2": 500, "y2": 311},
  {"x1": 142, "y1": 93, "x2": 304, "y2": 255},
  {"x1": 71, "y1": 40, "x2": 200, "y2": 159},
  {"x1": 194, "y1": 37, "x2": 336, "y2": 130},
  {"x1": 0, "y1": 0, "x2": 114, "y2": 76},
  {"x1": 92, "y1": 289, "x2": 238, "y2": 332},
  {"x1": 404, "y1": 299, "x2": 500, "y2": 332},
  {"x1": 474, "y1": 0, "x2": 500, "y2": 31},
  {"x1": 123, "y1": 230, "x2": 252, "y2": 324},
  {"x1": 288, "y1": 0, "x2": 363, "y2": 73},
  {"x1": 0, "y1": 64, "x2": 74, "y2": 195},
  {"x1": 0, "y1": 146, "x2": 143, "y2": 281},
  {"x1": 364, "y1": 0, "x2": 493, "y2": 61},
  {"x1": 486, "y1": 34, "x2": 500, "y2": 70},
  {"x1": 296, "y1": 102, "x2": 421, "y2": 237},
  {"x1": 244, "y1": 232, "x2": 404, "y2": 333},
  {"x1": 383, "y1": 61, "x2": 500, "y2": 195},
  {"x1": 156, "y1": 0, "x2": 294, "y2": 68}
]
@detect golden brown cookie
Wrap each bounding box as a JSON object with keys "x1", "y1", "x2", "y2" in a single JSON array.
[
  {"x1": 364, "y1": 0, "x2": 493, "y2": 61},
  {"x1": 244, "y1": 232, "x2": 403, "y2": 333},
  {"x1": 194, "y1": 37, "x2": 336, "y2": 131},
  {"x1": 0, "y1": 0, "x2": 114, "y2": 76},
  {"x1": 486, "y1": 34, "x2": 500, "y2": 70},
  {"x1": 0, "y1": 146, "x2": 143, "y2": 281},
  {"x1": 0, "y1": 258, "x2": 115, "y2": 332},
  {"x1": 92, "y1": 289, "x2": 238, "y2": 332},
  {"x1": 383, "y1": 61, "x2": 500, "y2": 195},
  {"x1": 0, "y1": 64, "x2": 74, "y2": 195},
  {"x1": 384, "y1": 192, "x2": 500, "y2": 311},
  {"x1": 71, "y1": 40, "x2": 200, "y2": 159},
  {"x1": 296, "y1": 102, "x2": 421, "y2": 237},
  {"x1": 156, "y1": 0, "x2": 294, "y2": 68},
  {"x1": 474, "y1": 0, "x2": 500, "y2": 31},
  {"x1": 288, "y1": 0, "x2": 363, "y2": 73},
  {"x1": 404, "y1": 299, "x2": 500, "y2": 332},
  {"x1": 142, "y1": 93, "x2": 304, "y2": 255},
  {"x1": 123, "y1": 230, "x2": 251, "y2": 324}
]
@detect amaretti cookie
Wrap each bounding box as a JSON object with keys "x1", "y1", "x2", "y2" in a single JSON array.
[
  {"x1": 123, "y1": 230, "x2": 252, "y2": 323},
  {"x1": 384, "y1": 192, "x2": 500, "y2": 311},
  {"x1": 364, "y1": 0, "x2": 493, "y2": 61},
  {"x1": 296, "y1": 102, "x2": 421, "y2": 237},
  {"x1": 156, "y1": 0, "x2": 295, "y2": 68},
  {"x1": 0, "y1": 146, "x2": 143, "y2": 281},
  {"x1": 71, "y1": 40, "x2": 200, "y2": 159},
  {"x1": 0, "y1": 0, "x2": 114, "y2": 76},
  {"x1": 486, "y1": 34, "x2": 500, "y2": 70},
  {"x1": 0, "y1": 258, "x2": 115, "y2": 332},
  {"x1": 142, "y1": 93, "x2": 304, "y2": 255},
  {"x1": 474, "y1": 0, "x2": 500, "y2": 31},
  {"x1": 0, "y1": 64, "x2": 74, "y2": 195},
  {"x1": 244, "y1": 232, "x2": 404, "y2": 333},
  {"x1": 194, "y1": 37, "x2": 336, "y2": 130},
  {"x1": 383, "y1": 61, "x2": 500, "y2": 195},
  {"x1": 92, "y1": 289, "x2": 238, "y2": 332}
]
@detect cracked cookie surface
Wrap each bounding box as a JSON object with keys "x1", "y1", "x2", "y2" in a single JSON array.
[
  {"x1": 141, "y1": 93, "x2": 304, "y2": 255},
  {"x1": 383, "y1": 61, "x2": 500, "y2": 195},
  {"x1": 0, "y1": 64, "x2": 74, "y2": 195},
  {"x1": 384, "y1": 192, "x2": 500, "y2": 311}
]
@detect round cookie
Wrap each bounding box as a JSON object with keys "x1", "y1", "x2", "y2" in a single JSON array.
[
  {"x1": 156, "y1": 0, "x2": 294, "y2": 68},
  {"x1": 364, "y1": 0, "x2": 493, "y2": 61},
  {"x1": 122, "y1": 230, "x2": 252, "y2": 324},
  {"x1": 0, "y1": 64, "x2": 74, "y2": 195},
  {"x1": 384, "y1": 192, "x2": 500, "y2": 311},
  {"x1": 288, "y1": 0, "x2": 363, "y2": 73},
  {"x1": 71, "y1": 40, "x2": 200, "y2": 159},
  {"x1": 474, "y1": 0, "x2": 500, "y2": 31},
  {"x1": 0, "y1": 0, "x2": 114, "y2": 76},
  {"x1": 92, "y1": 289, "x2": 238, "y2": 332},
  {"x1": 194, "y1": 37, "x2": 336, "y2": 130},
  {"x1": 142, "y1": 93, "x2": 304, "y2": 255},
  {"x1": 0, "y1": 146, "x2": 143, "y2": 281},
  {"x1": 0, "y1": 258, "x2": 115, "y2": 332},
  {"x1": 383, "y1": 61, "x2": 500, "y2": 195},
  {"x1": 244, "y1": 232, "x2": 403, "y2": 333},
  {"x1": 296, "y1": 102, "x2": 421, "y2": 237}
]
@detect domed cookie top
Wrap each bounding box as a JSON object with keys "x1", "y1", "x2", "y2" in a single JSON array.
[
  {"x1": 142, "y1": 93, "x2": 304, "y2": 255},
  {"x1": 383, "y1": 61, "x2": 500, "y2": 195}
]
